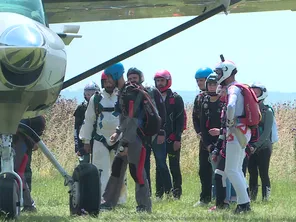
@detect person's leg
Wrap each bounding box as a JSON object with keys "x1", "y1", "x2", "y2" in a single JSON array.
[
  {"x1": 214, "y1": 158, "x2": 228, "y2": 209},
  {"x1": 152, "y1": 136, "x2": 172, "y2": 198},
  {"x1": 225, "y1": 142, "x2": 250, "y2": 208},
  {"x1": 248, "y1": 152, "x2": 259, "y2": 201},
  {"x1": 143, "y1": 136, "x2": 152, "y2": 196},
  {"x1": 258, "y1": 147, "x2": 272, "y2": 201},
  {"x1": 102, "y1": 154, "x2": 128, "y2": 209},
  {"x1": 128, "y1": 137, "x2": 152, "y2": 212},
  {"x1": 166, "y1": 141, "x2": 182, "y2": 199},
  {"x1": 198, "y1": 143, "x2": 212, "y2": 204},
  {"x1": 24, "y1": 147, "x2": 33, "y2": 191},
  {"x1": 92, "y1": 140, "x2": 112, "y2": 201}
]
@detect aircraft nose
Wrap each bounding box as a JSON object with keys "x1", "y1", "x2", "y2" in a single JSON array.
[
  {"x1": 0, "y1": 24, "x2": 46, "y2": 72},
  {"x1": 0, "y1": 24, "x2": 44, "y2": 47}
]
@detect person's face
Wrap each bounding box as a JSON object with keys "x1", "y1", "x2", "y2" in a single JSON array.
[
  {"x1": 196, "y1": 78, "x2": 206, "y2": 90},
  {"x1": 252, "y1": 87, "x2": 262, "y2": 98},
  {"x1": 127, "y1": 74, "x2": 140, "y2": 84},
  {"x1": 104, "y1": 75, "x2": 116, "y2": 93},
  {"x1": 207, "y1": 82, "x2": 218, "y2": 93},
  {"x1": 155, "y1": 78, "x2": 167, "y2": 89},
  {"x1": 84, "y1": 90, "x2": 95, "y2": 101}
]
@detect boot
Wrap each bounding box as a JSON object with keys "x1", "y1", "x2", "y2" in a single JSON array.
[
  {"x1": 250, "y1": 185, "x2": 258, "y2": 201},
  {"x1": 262, "y1": 186, "x2": 271, "y2": 201}
]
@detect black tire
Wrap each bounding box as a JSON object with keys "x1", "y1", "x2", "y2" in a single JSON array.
[
  {"x1": 0, "y1": 173, "x2": 20, "y2": 220},
  {"x1": 69, "y1": 163, "x2": 101, "y2": 217}
]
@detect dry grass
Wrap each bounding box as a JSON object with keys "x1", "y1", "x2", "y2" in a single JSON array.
[{"x1": 32, "y1": 98, "x2": 296, "y2": 181}]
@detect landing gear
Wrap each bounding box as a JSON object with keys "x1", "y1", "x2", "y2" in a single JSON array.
[{"x1": 0, "y1": 134, "x2": 23, "y2": 220}]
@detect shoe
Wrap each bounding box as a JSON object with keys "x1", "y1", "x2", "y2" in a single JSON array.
[
  {"x1": 136, "y1": 205, "x2": 151, "y2": 213},
  {"x1": 172, "y1": 188, "x2": 182, "y2": 200},
  {"x1": 100, "y1": 202, "x2": 113, "y2": 211},
  {"x1": 21, "y1": 206, "x2": 37, "y2": 213},
  {"x1": 208, "y1": 203, "x2": 229, "y2": 212},
  {"x1": 234, "y1": 203, "x2": 251, "y2": 214},
  {"x1": 193, "y1": 201, "x2": 208, "y2": 207},
  {"x1": 208, "y1": 206, "x2": 217, "y2": 212}
]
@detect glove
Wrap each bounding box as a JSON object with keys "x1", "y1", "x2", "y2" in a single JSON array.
[
  {"x1": 211, "y1": 148, "x2": 220, "y2": 162},
  {"x1": 226, "y1": 119, "x2": 234, "y2": 128}
]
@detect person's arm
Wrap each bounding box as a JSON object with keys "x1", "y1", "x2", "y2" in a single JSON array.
[
  {"x1": 73, "y1": 105, "x2": 85, "y2": 152},
  {"x1": 200, "y1": 103, "x2": 213, "y2": 149},
  {"x1": 79, "y1": 96, "x2": 97, "y2": 145},
  {"x1": 192, "y1": 94, "x2": 202, "y2": 135},
  {"x1": 173, "y1": 95, "x2": 185, "y2": 141},
  {"x1": 226, "y1": 86, "x2": 239, "y2": 125},
  {"x1": 252, "y1": 108, "x2": 273, "y2": 149},
  {"x1": 153, "y1": 88, "x2": 166, "y2": 136}
]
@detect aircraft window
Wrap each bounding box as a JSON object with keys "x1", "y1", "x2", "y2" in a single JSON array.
[{"x1": 0, "y1": 0, "x2": 46, "y2": 25}]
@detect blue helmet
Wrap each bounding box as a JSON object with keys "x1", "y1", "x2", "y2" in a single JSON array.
[
  {"x1": 104, "y1": 62, "x2": 125, "y2": 81},
  {"x1": 195, "y1": 67, "x2": 213, "y2": 79}
]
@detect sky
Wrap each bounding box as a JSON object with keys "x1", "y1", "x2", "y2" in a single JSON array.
[{"x1": 50, "y1": 10, "x2": 296, "y2": 94}]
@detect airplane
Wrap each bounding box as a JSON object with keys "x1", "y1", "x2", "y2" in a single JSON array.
[{"x1": 0, "y1": 0, "x2": 290, "y2": 219}]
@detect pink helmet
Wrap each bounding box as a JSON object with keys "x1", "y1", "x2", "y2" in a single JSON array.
[
  {"x1": 101, "y1": 71, "x2": 107, "y2": 88},
  {"x1": 154, "y1": 70, "x2": 172, "y2": 92}
]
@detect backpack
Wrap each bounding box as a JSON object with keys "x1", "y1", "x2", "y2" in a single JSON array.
[
  {"x1": 119, "y1": 82, "x2": 161, "y2": 136},
  {"x1": 232, "y1": 83, "x2": 261, "y2": 129},
  {"x1": 168, "y1": 92, "x2": 187, "y2": 131},
  {"x1": 264, "y1": 104, "x2": 279, "y2": 144}
]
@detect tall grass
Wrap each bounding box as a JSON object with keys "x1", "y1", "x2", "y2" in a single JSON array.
[{"x1": 33, "y1": 98, "x2": 296, "y2": 182}]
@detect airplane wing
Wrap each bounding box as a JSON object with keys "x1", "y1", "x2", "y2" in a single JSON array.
[{"x1": 43, "y1": 0, "x2": 295, "y2": 24}]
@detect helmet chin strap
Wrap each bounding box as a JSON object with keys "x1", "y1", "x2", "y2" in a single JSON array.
[
  {"x1": 207, "y1": 92, "x2": 218, "y2": 96},
  {"x1": 84, "y1": 96, "x2": 89, "y2": 102}
]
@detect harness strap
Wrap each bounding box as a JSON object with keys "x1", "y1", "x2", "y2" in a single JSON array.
[
  {"x1": 93, "y1": 133, "x2": 119, "y2": 151},
  {"x1": 102, "y1": 107, "x2": 115, "y2": 112}
]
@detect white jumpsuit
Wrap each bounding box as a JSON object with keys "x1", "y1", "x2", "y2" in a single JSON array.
[
  {"x1": 79, "y1": 88, "x2": 127, "y2": 204},
  {"x1": 225, "y1": 81, "x2": 251, "y2": 205}
]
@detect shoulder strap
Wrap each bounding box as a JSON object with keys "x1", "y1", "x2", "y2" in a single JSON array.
[{"x1": 92, "y1": 91, "x2": 103, "y2": 138}]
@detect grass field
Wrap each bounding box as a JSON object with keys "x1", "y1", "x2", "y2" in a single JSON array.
[{"x1": 6, "y1": 97, "x2": 295, "y2": 221}]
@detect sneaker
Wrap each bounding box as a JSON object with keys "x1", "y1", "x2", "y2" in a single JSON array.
[
  {"x1": 100, "y1": 202, "x2": 113, "y2": 211},
  {"x1": 21, "y1": 206, "x2": 37, "y2": 213},
  {"x1": 193, "y1": 201, "x2": 208, "y2": 207},
  {"x1": 136, "y1": 205, "x2": 151, "y2": 213},
  {"x1": 234, "y1": 203, "x2": 251, "y2": 214}
]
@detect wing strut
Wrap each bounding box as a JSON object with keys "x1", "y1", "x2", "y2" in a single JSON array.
[{"x1": 62, "y1": 0, "x2": 241, "y2": 90}]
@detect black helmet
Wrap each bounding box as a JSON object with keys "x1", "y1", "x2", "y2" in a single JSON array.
[
  {"x1": 127, "y1": 67, "x2": 144, "y2": 84},
  {"x1": 205, "y1": 73, "x2": 219, "y2": 95}
]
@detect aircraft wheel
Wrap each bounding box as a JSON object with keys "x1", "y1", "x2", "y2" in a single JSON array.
[
  {"x1": 0, "y1": 173, "x2": 20, "y2": 219},
  {"x1": 69, "y1": 163, "x2": 100, "y2": 217}
]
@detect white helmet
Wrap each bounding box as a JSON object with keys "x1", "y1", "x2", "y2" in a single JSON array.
[
  {"x1": 84, "y1": 81, "x2": 100, "y2": 101},
  {"x1": 250, "y1": 82, "x2": 268, "y2": 101},
  {"x1": 214, "y1": 60, "x2": 237, "y2": 85}
]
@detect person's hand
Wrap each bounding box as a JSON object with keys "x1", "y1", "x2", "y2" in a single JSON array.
[
  {"x1": 110, "y1": 133, "x2": 119, "y2": 143},
  {"x1": 157, "y1": 135, "x2": 165, "y2": 144},
  {"x1": 250, "y1": 146, "x2": 257, "y2": 154},
  {"x1": 173, "y1": 141, "x2": 181, "y2": 151},
  {"x1": 206, "y1": 145, "x2": 213, "y2": 152},
  {"x1": 84, "y1": 144, "x2": 91, "y2": 154},
  {"x1": 32, "y1": 143, "x2": 38, "y2": 151},
  {"x1": 209, "y1": 128, "x2": 220, "y2": 136}
]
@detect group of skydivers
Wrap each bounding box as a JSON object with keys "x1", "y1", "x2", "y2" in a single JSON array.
[{"x1": 73, "y1": 58, "x2": 276, "y2": 214}]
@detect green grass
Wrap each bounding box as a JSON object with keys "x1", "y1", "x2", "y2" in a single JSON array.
[{"x1": 15, "y1": 171, "x2": 296, "y2": 221}]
